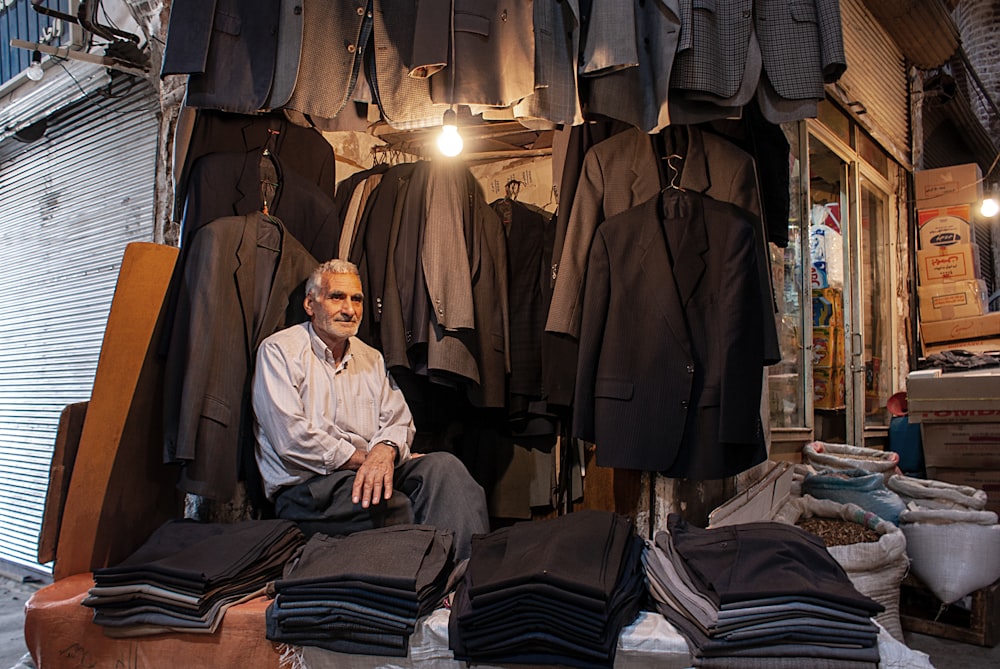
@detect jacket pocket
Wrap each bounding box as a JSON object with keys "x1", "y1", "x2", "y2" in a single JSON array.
[
  {"x1": 790, "y1": 1, "x2": 818, "y2": 24},
  {"x1": 595, "y1": 378, "x2": 634, "y2": 400},
  {"x1": 201, "y1": 395, "x2": 231, "y2": 426},
  {"x1": 699, "y1": 386, "x2": 721, "y2": 407}
]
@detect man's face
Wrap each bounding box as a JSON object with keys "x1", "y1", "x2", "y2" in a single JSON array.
[{"x1": 305, "y1": 272, "x2": 364, "y2": 347}]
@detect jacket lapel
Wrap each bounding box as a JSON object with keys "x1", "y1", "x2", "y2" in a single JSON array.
[
  {"x1": 678, "y1": 125, "x2": 711, "y2": 194},
  {"x1": 234, "y1": 213, "x2": 258, "y2": 354},
  {"x1": 667, "y1": 190, "x2": 709, "y2": 306},
  {"x1": 629, "y1": 127, "x2": 662, "y2": 203},
  {"x1": 636, "y1": 195, "x2": 691, "y2": 354}
]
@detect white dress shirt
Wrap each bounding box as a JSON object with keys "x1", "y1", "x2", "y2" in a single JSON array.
[{"x1": 253, "y1": 322, "x2": 414, "y2": 500}]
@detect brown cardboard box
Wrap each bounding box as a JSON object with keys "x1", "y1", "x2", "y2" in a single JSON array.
[
  {"x1": 921, "y1": 311, "x2": 1000, "y2": 344},
  {"x1": 814, "y1": 367, "x2": 846, "y2": 409},
  {"x1": 925, "y1": 467, "x2": 1000, "y2": 516},
  {"x1": 914, "y1": 163, "x2": 983, "y2": 208},
  {"x1": 922, "y1": 336, "x2": 1000, "y2": 357},
  {"x1": 920, "y1": 422, "x2": 1000, "y2": 469},
  {"x1": 812, "y1": 326, "x2": 843, "y2": 367},
  {"x1": 917, "y1": 243, "x2": 980, "y2": 284},
  {"x1": 918, "y1": 280, "x2": 986, "y2": 322},
  {"x1": 812, "y1": 287, "x2": 843, "y2": 327},
  {"x1": 906, "y1": 368, "x2": 1000, "y2": 423},
  {"x1": 918, "y1": 204, "x2": 974, "y2": 249}
]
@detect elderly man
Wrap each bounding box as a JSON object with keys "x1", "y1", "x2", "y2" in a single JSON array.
[{"x1": 252, "y1": 259, "x2": 489, "y2": 560}]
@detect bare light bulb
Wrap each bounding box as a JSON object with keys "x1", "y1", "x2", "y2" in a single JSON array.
[
  {"x1": 981, "y1": 197, "x2": 999, "y2": 218},
  {"x1": 26, "y1": 51, "x2": 44, "y2": 82},
  {"x1": 436, "y1": 109, "x2": 463, "y2": 157}
]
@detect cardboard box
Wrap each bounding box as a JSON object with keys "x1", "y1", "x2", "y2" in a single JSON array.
[
  {"x1": 920, "y1": 422, "x2": 1000, "y2": 469},
  {"x1": 922, "y1": 336, "x2": 1000, "y2": 357},
  {"x1": 918, "y1": 205, "x2": 974, "y2": 249},
  {"x1": 924, "y1": 467, "x2": 1000, "y2": 516},
  {"x1": 812, "y1": 326, "x2": 843, "y2": 367},
  {"x1": 920, "y1": 311, "x2": 1000, "y2": 344},
  {"x1": 917, "y1": 280, "x2": 986, "y2": 322},
  {"x1": 814, "y1": 367, "x2": 845, "y2": 409},
  {"x1": 917, "y1": 243, "x2": 980, "y2": 284},
  {"x1": 906, "y1": 369, "x2": 1000, "y2": 423},
  {"x1": 914, "y1": 163, "x2": 983, "y2": 208},
  {"x1": 812, "y1": 287, "x2": 843, "y2": 327}
]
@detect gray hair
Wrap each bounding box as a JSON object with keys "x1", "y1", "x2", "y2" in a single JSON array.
[{"x1": 306, "y1": 259, "x2": 360, "y2": 298}]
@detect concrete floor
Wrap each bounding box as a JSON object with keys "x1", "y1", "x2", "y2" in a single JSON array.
[{"x1": 3, "y1": 575, "x2": 1000, "y2": 668}]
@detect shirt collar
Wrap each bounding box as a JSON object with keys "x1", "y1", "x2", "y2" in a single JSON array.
[{"x1": 307, "y1": 322, "x2": 353, "y2": 366}]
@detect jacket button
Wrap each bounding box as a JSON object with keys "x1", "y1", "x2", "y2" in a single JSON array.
[
  {"x1": 347, "y1": 44, "x2": 356, "y2": 53},
  {"x1": 681, "y1": 400, "x2": 688, "y2": 409},
  {"x1": 686, "y1": 364, "x2": 694, "y2": 374},
  {"x1": 357, "y1": 6, "x2": 364, "y2": 15}
]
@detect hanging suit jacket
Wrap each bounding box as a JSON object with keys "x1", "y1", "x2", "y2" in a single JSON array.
[
  {"x1": 546, "y1": 125, "x2": 780, "y2": 365},
  {"x1": 163, "y1": 213, "x2": 317, "y2": 500},
  {"x1": 161, "y1": 0, "x2": 285, "y2": 114},
  {"x1": 671, "y1": 0, "x2": 846, "y2": 101},
  {"x1": 411, "y1": 0, "x2": 536, "y2": 108},
  {"x1": 573, "y1": 190, "x2": 766, "y2": 478},
  {"x1": 582, "y1": 0, "x2": 682, "y2": 133}
]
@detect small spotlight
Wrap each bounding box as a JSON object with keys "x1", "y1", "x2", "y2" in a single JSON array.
[
  {"x1": 981, "y1": 196, "x2": 999, "y2": 218},
  {"x1": 26, "y1": 50, "x2": 44, "y2": 82},
  {"x1": 436, "y1": 108, "x2": 463, "y2": 157}
]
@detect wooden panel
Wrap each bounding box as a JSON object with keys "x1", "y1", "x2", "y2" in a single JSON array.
[
  {"x1": 36, "y1": 401, "x2": 88, "y2": 565},
  {"x1": 54, "y1": 243, "x2": 185, "y2": 579}
]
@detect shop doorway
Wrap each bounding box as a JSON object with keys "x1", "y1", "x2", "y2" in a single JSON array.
[{"x1": 807, "y1": 118, "x2": 898, "y2": 448}]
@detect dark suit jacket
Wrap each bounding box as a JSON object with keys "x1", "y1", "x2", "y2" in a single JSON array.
[
  {"x1": 163, "y1": 213, "x2": 317, "y2": 500},
  {"x1": 161, "y1": 0, "x2": 281, "y2": 114},
  {"x1": 573, "y1": 190, "x2": 766, "y2": 478},
  {"x1": 182, "y1": 151, "x2": 340, "y2": 263},
  {"x1": 547, "y1": 125, "x2": 780, "y2": 367},
  {"x1": 177, "y1": 109, "x2": 337, "y2": 214}
]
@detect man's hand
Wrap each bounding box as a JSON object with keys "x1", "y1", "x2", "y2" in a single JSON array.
[{"x1": 351, "y1": 443, "x2": 397, "y2": 508}]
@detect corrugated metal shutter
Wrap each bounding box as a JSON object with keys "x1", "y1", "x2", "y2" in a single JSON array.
[
  {"x1": 0, "y1": 77, "x2": 158, "y2": 574},
  {"x1": 837, "y1": 0, "x2": 910, "y2": 161}
]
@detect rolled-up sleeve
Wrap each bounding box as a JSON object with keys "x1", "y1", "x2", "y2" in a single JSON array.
[
  {"x1": 368, "y1": 365, "x2": 415, "y2": 462},
  {"x1": 253, "y1": 338, "x2": 355, "y2": 482}
]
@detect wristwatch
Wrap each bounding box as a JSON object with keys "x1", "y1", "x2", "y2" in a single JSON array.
[{"x1": 379, "y1": 440, "x2": 401, "y2": 464}]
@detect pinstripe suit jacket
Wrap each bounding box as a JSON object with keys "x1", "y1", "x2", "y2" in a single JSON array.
[
  {"x1": 573, "y1": 192, "x2": 766, "y2": 476},
  {"x1": 672, "y1": 0, "x2": 846, "y2": 101}
]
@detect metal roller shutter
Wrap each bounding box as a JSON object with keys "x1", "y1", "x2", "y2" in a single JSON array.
[
  {"x1": 0, "y1": 74, "x2": 158, "y2": 574},
  {"x1": 837, "y1": 0, "x2": 910, "y2": 164}
]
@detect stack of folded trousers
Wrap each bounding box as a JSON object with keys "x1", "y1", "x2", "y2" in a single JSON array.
[
  {"x1": 644, "y1": 514, "x2": 884, "y2": 669},
  {"x1": 449, "y1": 509, "x2": 646, "y2": 669},
  {"x1": 265, "y1": 524, "x2": 455, "y2": 656},
  {"x1": 84, "y1": 519, "x2": 305, "y2": 635}
]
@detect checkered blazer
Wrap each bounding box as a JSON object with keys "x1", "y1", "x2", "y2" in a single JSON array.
[{"x1": 672, "y1": 0, "x2": 846, "y2": 100}]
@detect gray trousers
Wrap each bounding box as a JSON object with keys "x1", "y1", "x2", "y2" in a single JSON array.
[{"x1": 274, "y1": 452, "x2": 489, "y2": 560}]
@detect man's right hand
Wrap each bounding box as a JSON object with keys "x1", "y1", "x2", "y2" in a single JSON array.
[{"x1": 339, "y1": 447, "x2": 367, "y2": 472}]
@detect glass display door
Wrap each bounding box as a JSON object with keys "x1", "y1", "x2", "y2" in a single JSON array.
[{"x1": 807, "y1": 125, "x2": 896, "y2": 447}]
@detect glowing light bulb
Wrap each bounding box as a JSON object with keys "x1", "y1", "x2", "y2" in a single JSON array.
[
  {"x1": 436, "y1": 109, "x2": 463, "y2": 157},
  {"x1": 26, "y1": 51, "x2": 44, "y2": 82},
  {"x1": 981, "y1": 197, "x2": 999, "y2": 218}
]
